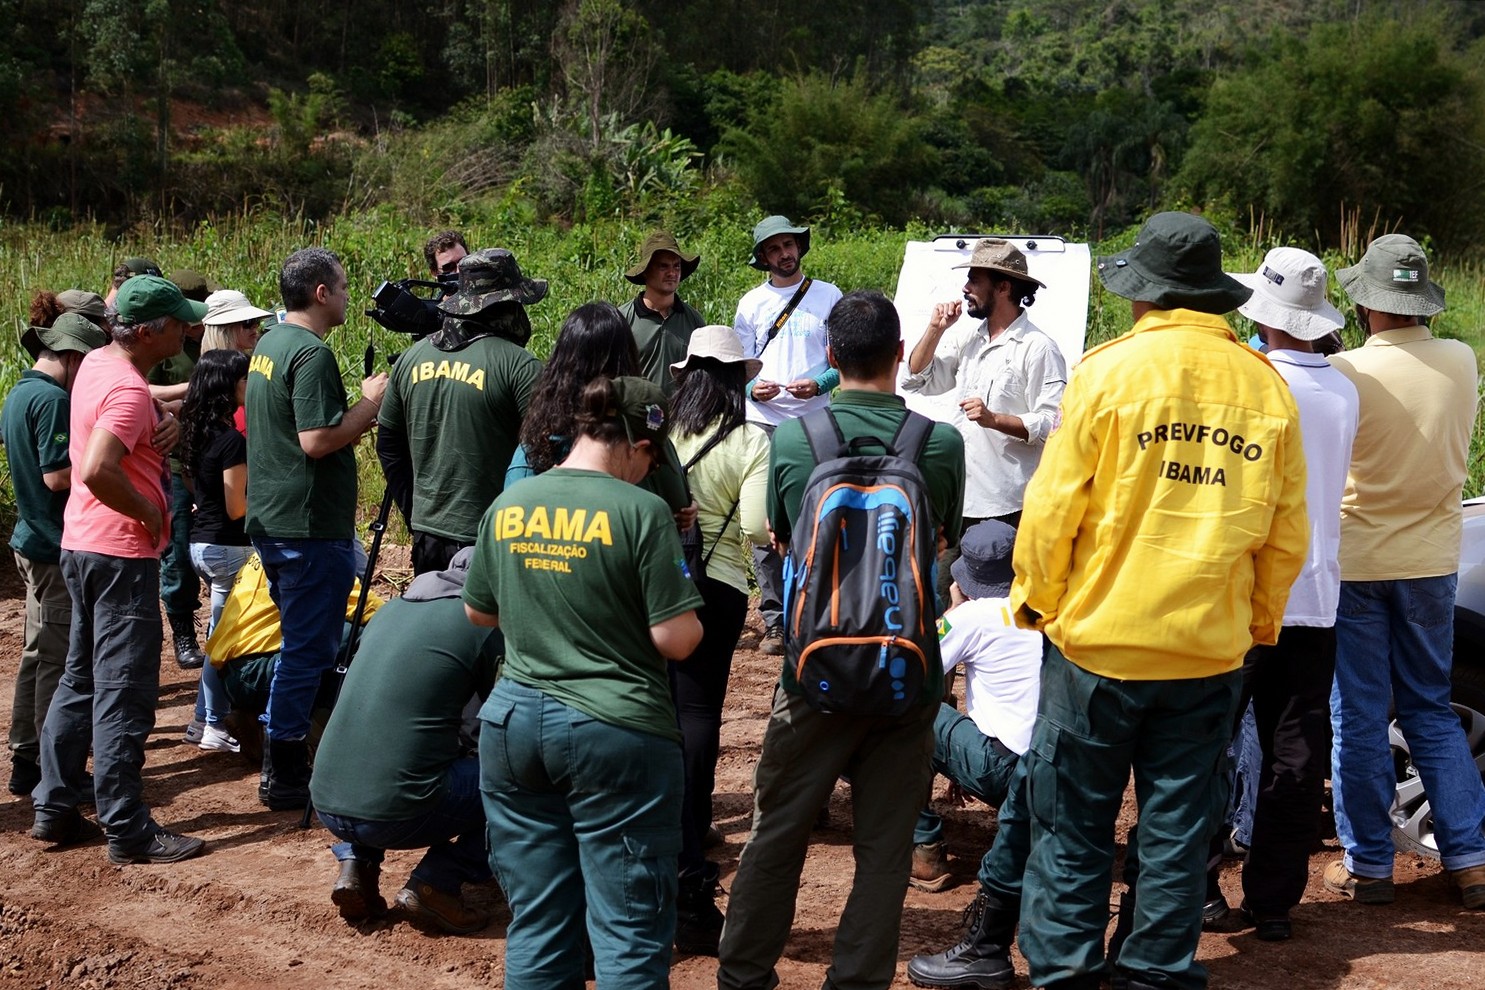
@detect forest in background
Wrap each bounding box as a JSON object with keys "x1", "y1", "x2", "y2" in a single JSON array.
[{"x1": 1, "y1": 0, "x2": 1484, "y2": 252}]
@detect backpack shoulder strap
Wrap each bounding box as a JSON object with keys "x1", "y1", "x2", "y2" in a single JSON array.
[
  {"x1": 890, "y1": 411, "x2": 935, "y2": 463},
  {"x1": 801, "y1": 407, "x2": 847, "y2": 466}
]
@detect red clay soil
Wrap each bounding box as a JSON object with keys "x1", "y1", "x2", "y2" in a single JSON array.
[{"x1": 1, "y1": 545, "x2": 1481, "y2": 989}]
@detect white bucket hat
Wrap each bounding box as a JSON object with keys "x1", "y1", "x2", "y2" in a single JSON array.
[
  {"x1": 670, "y1": 325, "x2": 763, "y2": 381},
  {"x1": 203, "y1": 288, "x2": 274, "y2": 327},
  {"x1": 1229, "y1": 247, "x2": 1345, "y2": 341}
]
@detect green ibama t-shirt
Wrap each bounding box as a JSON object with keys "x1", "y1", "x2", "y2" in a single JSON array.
[
  {"x1": 464, "y1": 467, "x2": 703, "y2": 742},
  {"x1": 244, "y1": 321, "x2": 357, "y2": 539}
]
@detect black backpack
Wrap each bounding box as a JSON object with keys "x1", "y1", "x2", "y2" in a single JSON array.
[{"x1": 782, "y1": 408, "x2": 940, "y2": 716}]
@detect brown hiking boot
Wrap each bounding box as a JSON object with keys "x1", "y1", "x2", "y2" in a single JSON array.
[
  {"x1": 395, "y1": 881, "x2": 490, "y2": 935},
  {"x1": 758, "y1": 625, "x2": 784, "y2": 656},
  {"x1": 910, "y1": 840, "x2": 953, "y2": 892},
  {"x1": 1323, "y1": 860, "x2": 1394, "y2": 905},
  {"x1": 1451, "y1": 865, "x2": 1485, "y2": 909}
]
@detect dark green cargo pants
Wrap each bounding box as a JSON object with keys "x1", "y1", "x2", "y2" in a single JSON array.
[{"x1": 1019, "y1": 644, "x2": 1239, "y2": 990}]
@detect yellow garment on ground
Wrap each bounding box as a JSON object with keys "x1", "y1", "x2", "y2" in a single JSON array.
[
  {"x1": 1010, "y1": 308, "x2": 1309, "y2": 680},
  {"x1": 204, "y1": 551, "x2": 383, "y2": 667}
]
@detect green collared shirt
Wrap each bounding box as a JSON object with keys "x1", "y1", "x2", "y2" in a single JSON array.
[{"x1": 619, "y1": 293, "x2": 706, "y2": 395}]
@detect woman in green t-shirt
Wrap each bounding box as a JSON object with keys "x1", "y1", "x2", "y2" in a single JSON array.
[{"x1": 464, "y1": 374, "x2": 703, "y2": 989}]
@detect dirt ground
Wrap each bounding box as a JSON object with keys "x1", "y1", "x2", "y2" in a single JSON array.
[{"x1": 1, "y1": 547, "x2": 1482, "y2": 990}]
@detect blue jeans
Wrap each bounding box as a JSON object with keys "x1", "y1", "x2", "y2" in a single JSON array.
[
  {"x1": 914, "y1": 702, "x2": 1020, "y2": 846},
  {"x1": 1331, "y1": 575, "x2": 1485, "y2": 875},
  {"x1": 160, "y1": 472, "x2": 200, "y2": 620},
  {"x1": 479, "y1": 678, "x2": 682, "y2": 990},
  {"x1": 34, "y1": 552, "x2": 163, "y2": 853},
  {"x1": 189, "y1": 542, "x2": 253, "y2": 725},
  {"x1": 252, "y1": 537, "x2": 356, "y2": 742},
  {"x1": 319, "y1": 757, "x2": 490, "y2": 895}
]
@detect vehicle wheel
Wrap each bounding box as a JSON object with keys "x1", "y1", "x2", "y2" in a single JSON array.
[{"x1": 1389, "y1": 654, "x2": 1485, "y2": 858}]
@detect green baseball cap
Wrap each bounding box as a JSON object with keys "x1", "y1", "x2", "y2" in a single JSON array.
[
  {"x1": 748, "y1": 215, "x2": 810, "y2": 270},
  {"x1": 1096, "y1": 212, "x2": 1251, "y2": 314},
  {"x1": 611, "y1": 376, "x2": 671, "y2": 447},
  {"x1": 115, "y1": 274, "x2": 210, "y2": 325},
  {"x1": 21, "y1": 312, "x2": 109, "y2": 361},
  {"x1": 1336, "y1": 234, "x2": 1445, "y2": 317}
]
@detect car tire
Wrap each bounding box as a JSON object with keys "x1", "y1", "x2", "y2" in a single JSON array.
[{"x1": 1388, "y1": 641, "x2": 1485, "y2": 859}]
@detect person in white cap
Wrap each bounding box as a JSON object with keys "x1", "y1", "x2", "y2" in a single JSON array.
[
  {"x1": 1204, "y1": 247, "x2": 1358, "y2": 941},
  {"x1": 1323, "y1": 234, "x2": 1485, "y2": 911},
  {"x1": 200, "y1": 288, "x2": 273, "y2": 356}
]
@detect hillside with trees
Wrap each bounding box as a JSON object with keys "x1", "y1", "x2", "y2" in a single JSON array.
[{"x1": 1, "y1": 0, "x2": 1484, "y2": 252}]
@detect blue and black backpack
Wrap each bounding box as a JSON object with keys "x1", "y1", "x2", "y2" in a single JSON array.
[{"x1": 782, "y1": 408, "x2": 939, "y2": 716}]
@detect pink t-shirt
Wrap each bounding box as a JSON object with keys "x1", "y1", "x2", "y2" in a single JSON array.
[{"x1": 62, "y1": 348, "x2": 170, "y2": 558}]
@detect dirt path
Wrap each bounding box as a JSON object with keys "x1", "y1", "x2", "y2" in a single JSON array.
[{"x1": 1, "y1": 550, "x2": 1481, "y2": 989}]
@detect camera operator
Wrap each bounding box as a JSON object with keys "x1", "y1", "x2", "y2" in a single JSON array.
[
  {"x1": 377, "y1": 248, "x2": 545, "y2": 575},
  {"x1": 423, "y1": 231, "x2": 468, "y2": 277}
]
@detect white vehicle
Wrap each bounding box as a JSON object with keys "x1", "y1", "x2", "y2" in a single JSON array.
[{"x1": 1391, "y1": 496, "x2": 1485, "y2": 858}]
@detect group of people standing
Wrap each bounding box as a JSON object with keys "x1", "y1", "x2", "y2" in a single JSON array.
[{"x1": 3, "y1": 209, "x2": 1482, "y2": 990}]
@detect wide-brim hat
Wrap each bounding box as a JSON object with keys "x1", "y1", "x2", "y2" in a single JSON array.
[
  {"x1": 21, "y1": 312, "x2": 109, "y2": 361},
  {"x1": 625, "y1": 231, "x2": 700, "y2": 285},
  {"x1": 170, "y1": 268, "x2": 220, "y2": 302},
  {"x1": 1336, "y1": 233, "x2": 1446, "y2": 317},
  {"x1": 1097, "y1": 212, "x2": 1251, "y2": 314},
  {"x1": 1230, "y1": 247, "x2": 1345, "y2": 341},
  {"x1": 204, "y1": 289, "x2": 274, "y2": 327},
  {"x1": 949, "y1": 520, "x2": 1017, "y2": 600},
  {"x1": 115, "y1": 274, "x2": 210, "y2": 325},
  {"x1": 952, "y1": 237, "x2": 1047, "y2": 289},
  {"x1": 748, "y1": 215, "x2": 810, "y2": 270},
  {"x1": 121, "y1": 256, "x2": 162, "y2": 278},
  {"x1": 670, "y1": 325, "x2": 762, "y2": 381},
  {"x1": 439, "y1": 248, "x2": 547, "y2": 316}
]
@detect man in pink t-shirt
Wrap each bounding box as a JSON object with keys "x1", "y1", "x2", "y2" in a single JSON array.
[{"x1": 30, "y1": 275, "x2": 211, "y2": 866}]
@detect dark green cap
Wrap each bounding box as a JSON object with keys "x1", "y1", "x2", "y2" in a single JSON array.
[
  {"x1": 611, "y1": 376, "x2": 670, "y2": 446},
  {"x1": 115, "y1": 274, "x2": 210, "y2": 325}
]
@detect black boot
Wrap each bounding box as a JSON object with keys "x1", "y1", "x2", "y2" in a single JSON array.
[
  {"x1": 8, "y1": 753, "x2": 42, "y2": 796},
  {"x1": 169, "y1": 613, "x2": 206, "y2": 670},
  {"x1": 906, "y1": 889, "x2": 1017, "y2": 990},
  {"x1": 674, "y1": 870, "x2": 725, "y2": 956},
  {"x1": 261, "y1": 738, "x2": 311, "y2": 810}
]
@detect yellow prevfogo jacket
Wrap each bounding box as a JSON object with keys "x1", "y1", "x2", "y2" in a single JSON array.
[{"x1": 1010, "y1": 308, "x2": 1309, "y2": 680}]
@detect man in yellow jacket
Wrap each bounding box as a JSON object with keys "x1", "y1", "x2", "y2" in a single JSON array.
[{"x1": 1010, "y1": 212, "x2": 1308, "y2": 990}]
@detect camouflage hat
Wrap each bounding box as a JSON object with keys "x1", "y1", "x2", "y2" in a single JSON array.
[
  {"x1": 1336, "y1": 234, "x2": 1445, "y2": 317},
  {"x1": 625, "y1": 231, "x2": 700, "y2": 285},
  {"x1": 438, "y1": 248, "x2": 548, "y2": 316},
  {"x1": 747, "y1": 215, "x2": 810, "y2": 270},
  {"x1": 55, "y1": 288, "x2": 107, "y2": 323},
  {"x1": 952, "y1": 238, "x2": 1047, "y2": 289},
  {"x1": 21, "y1": 312, "x2": 109, "y2": 361}
]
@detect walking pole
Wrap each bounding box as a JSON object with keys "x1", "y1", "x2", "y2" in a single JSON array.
[{"x1": 299, "y1": 483, "x2": 394, "y2": 829}]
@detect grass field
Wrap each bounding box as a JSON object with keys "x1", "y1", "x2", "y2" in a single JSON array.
[{"x1": 2, "y1": 213, "x2": 1482, "y2": 533}]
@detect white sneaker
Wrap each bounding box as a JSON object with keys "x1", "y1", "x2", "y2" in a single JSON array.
[
  {"x1": 199, "y1": 724, "x2": 241, "y2": 754},
  {"x1": 183, "y1": 718, "x2": 206, "y2": 744}
]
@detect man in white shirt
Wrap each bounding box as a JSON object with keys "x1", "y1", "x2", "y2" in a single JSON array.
[
  {"x1": 901, "y1": 238, "x2": 1067, "y2": 532},
  {"x1": 1212, "y1": 247, "x2": 1358, "y2": 941},
  {"x1": 733, "y1": 215, "x2": 843, "y2": 654},
  {"x1": 909, "y1": 521, "x2": 1043, "y2": 895}
]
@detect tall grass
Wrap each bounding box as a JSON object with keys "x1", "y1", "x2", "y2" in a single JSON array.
[{"x1": 3, "y1": 209, "x2": 1483, "y2": 540}]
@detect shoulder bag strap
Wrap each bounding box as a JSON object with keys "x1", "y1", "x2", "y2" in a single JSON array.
[{"x1": 757, "y1": 277, "x2": 813, "y2": 358}]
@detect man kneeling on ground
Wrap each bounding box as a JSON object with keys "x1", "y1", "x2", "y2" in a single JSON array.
[
  {"x1": 910, "y1": 520, "x2": 1043, "y2": 892},
  {"x1": 309, "y1": 549, "x2": 500, "y2": 935}
]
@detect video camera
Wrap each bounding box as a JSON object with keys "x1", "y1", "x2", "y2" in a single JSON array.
[{"x1": 364, "y1": 275, "x2": 458, "y2": 338}]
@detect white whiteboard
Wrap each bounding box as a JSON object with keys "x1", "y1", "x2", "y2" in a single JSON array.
[{"x1": 892, "y1": 234, "x2": 1091, "y2": 424}]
